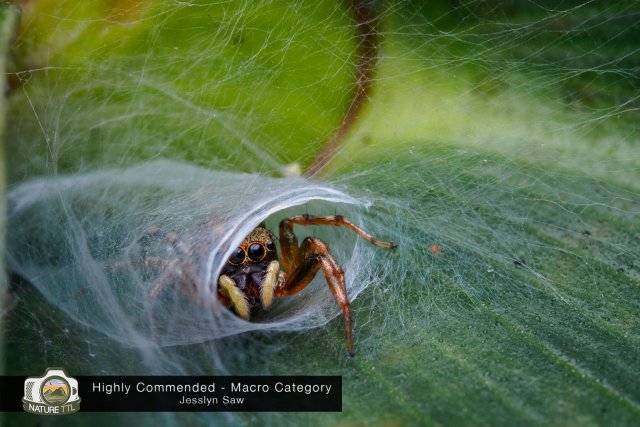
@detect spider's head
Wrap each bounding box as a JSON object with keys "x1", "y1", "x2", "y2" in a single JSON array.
[
  {"x1": 226, "y1": 223, "x2": 277, "y2": 268},
  {"x1": 221, "y1": 224, "x2": 279, "y2": 308}
]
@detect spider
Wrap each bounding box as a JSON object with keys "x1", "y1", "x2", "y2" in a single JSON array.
[{"x1": 136, "y1": 214, "x2": 396, "y2": 355}]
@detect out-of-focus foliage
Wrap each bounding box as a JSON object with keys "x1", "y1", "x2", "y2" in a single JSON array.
[
  {"x1": 7, "y1": 0, "x2": 356, "y2": 180},
  {"x1": 4, "y1": 1, "x2": 639, "y2": 426}
]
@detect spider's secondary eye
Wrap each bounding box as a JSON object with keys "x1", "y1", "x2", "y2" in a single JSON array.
[
  {"x1": 265, "y1": 241, "x2": 275, "y2": 251},
  {"x1": 229, "y1": 247, "x2": 245, "y2": 264},
  {"x1": 248, "y1": 243, "x2": 265, "y2": 262}
]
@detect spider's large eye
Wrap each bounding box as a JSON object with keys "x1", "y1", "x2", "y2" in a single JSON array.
[
  {"x1": 229, "y1": 247, "x2": 245, "y2": 265},
  {"x1": 265, "y1": 241, "x2": 275, "y2": 252},
  {"x1": 247, "y1": 243, "x2": 266, "y2": 262}
]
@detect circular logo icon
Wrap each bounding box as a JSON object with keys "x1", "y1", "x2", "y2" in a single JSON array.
[{"x1": 40, "y1": 376, "x2": 71, "y2": 406}]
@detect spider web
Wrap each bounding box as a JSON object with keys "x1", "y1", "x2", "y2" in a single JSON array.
[
  {"x1": 7, "y1": 160, "x2": 377, "y2": 347},
  {"x1": 3, "y1": 0, "x2": 640, "y2": 425}
]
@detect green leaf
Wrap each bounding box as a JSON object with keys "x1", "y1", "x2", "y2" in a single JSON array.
[
  {"x1": 0, "y1": 1, "x2": 19, "y2": 262},
  {"x1": 4, "y1": 1, "x2": 640, "y2": 426},
  {"x1": 0, "y1": 1, "x2": 19, "y2": 259},
  {"x1": 7, "y1": 0, "x2": 357, "y2": 179},
  {"x1": 0, "y1": 3, "x2": 19, "y2": 427},
  {"x1": 0, "y1": 2, "x2": 19, "y2": 316}
]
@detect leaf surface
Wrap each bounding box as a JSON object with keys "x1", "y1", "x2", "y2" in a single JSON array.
[{"x1": 4, "y1": 2, "x2": 639, "y2": 426}]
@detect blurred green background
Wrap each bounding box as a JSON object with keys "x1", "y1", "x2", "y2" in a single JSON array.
[{"x1": 3, "y1": 0, "x2": 639, "y2": 425}]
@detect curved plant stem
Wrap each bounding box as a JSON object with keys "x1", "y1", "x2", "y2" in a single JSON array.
[{"x1": 305, "y1": 0, "x2": 379, "y2": 177}]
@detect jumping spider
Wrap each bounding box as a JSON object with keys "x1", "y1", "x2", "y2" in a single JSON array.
[{"x1": 137, "y1": 214, "x2": 396, "y2": 355}]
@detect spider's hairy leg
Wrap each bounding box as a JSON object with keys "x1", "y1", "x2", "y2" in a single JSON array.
[
  {"x1": 280, "y1": 214, "x2": 397, "y2": 250},
  {"x1": 148, "y1": 258, "x2": 181, "y2": 300},
  {"x1": 275, "y1": 237, "x2": 355, "y2": 356},
  {"x1": 141, "y1": 226, "x2": 191, "y2": 257},
  {"x1": 260, "y1": 260, "x2": 280, "y2": 310},
  {"x1": 279, "y1": 218, "x2": 300, "y2": 273},
  {"x1": 105, "y1": 255, "x2": 169, "y2": 275},
  {"x1": 139, "y1": 257, "x2": 180, "y2": 342},
  {"x1": 218, "y1": 275, "x2": 250, "y2": 320}
]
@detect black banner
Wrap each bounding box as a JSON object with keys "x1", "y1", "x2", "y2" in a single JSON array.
[{"x1": 1, "y1": 376, "x2": 342, "y2": 412}]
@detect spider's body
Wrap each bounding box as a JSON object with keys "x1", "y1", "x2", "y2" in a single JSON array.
[
  {"x1": 139, "y1": 214, "x2": 396, "y2": 355},
  {"x1": 221, "y1": 257, "x2": 273, "y2": 308},
  {"x1": 218, "y1": 225, "x2": 280, "y2": 311}
]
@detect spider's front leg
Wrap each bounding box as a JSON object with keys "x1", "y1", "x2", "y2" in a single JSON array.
[
  {"x1": 275, "y1": 236, "x2": 354, "y2": 354},
  {"x1": 277, "y1": 214, "x2": 396, "y2": 356}
]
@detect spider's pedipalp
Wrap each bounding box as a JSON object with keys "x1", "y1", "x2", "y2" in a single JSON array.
[
  {"x1": 260, "y1": 260, "x2": 279, "y2": 310},
  {"x1": 218, "y1": 275, "x2": 250, "y2": 320}
]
